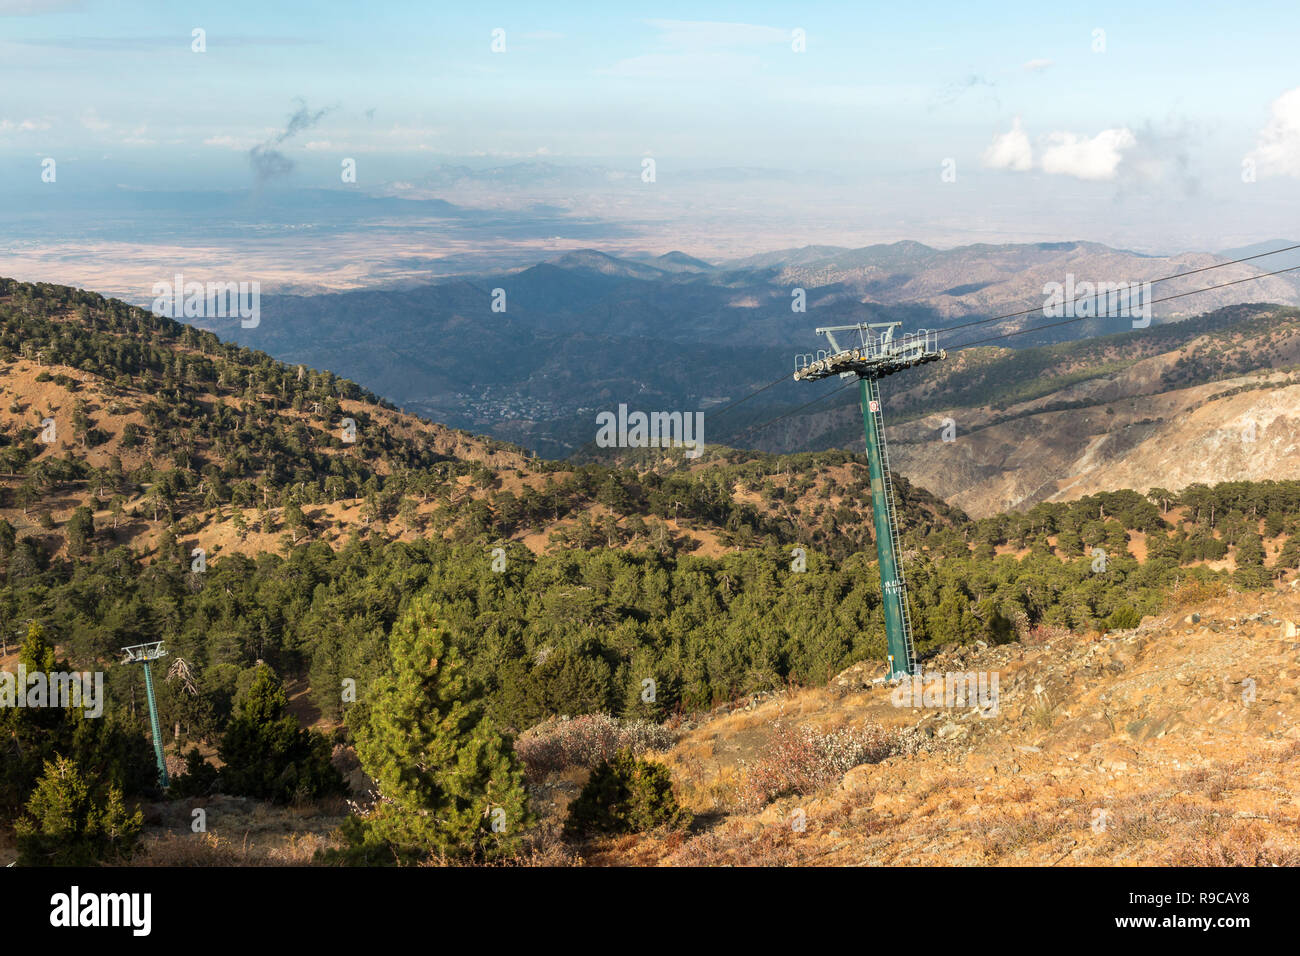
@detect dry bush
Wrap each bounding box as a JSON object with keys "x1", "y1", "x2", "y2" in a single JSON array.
[
  {"x1": 1179, "y1": 766, "x2": 1211, "y2": 789},
  {"x1": 1176, "y1": 761, "x2": 1245, "y2": 802},
  {"x1": 1023, "y1": 623, "x2": 1071, "y2": 647},
  {"x1": 914, "y1": 774, "x2": 962, "y2": 804},
  {"x1": 1158, "y1": 800, "x2": 1229, "y2": 845},
  {"x1": 1273, "y1": 740, "x2": 1300, "y2": 762},
  {"x1": 940, "y1": 794, "x2": 969, "y2": 814},
  {"x1": 1166, "y1": 576, "x2": 1229, "y2": 611},
  {"x1": 972, "y1": 810, "x2": 1068, "y2": 860},
  {"x1": 1165, "y1": 823, "x2": 1300, "y2": 866},
  {"x1": 1026, "y1": 691, "x2": 1057, "y2": 730},
  {"x1": 1207, "y1": 775, "x2": 1232, "y2": 803},
  {"x1": 837, "y1": 784, "x2": 877, "y2": 816},
  {"x1": 266, "y1": 830, "x2": 341, "y2": 863},
  {"x1": 420, "y1": 822, "x2": 585, "y2": 867},
  {"x1": 738, "y1": 721, "x2": 905, "y2": 811},
  {"x1": 1107, "y1": 812, "x2": 1168, "y2": 846},
  {"x1": 669, "y1": 756, "x2": 743, "y2": 815},
  {"x1": 136, "y1": 832, "x2": 246, "y2": 866},
  {"x1": 514, "y1": 713, "x2": 677, "y2": 784},
  {"x1": 666, "y1": 823, "x2": 805, "y2": 867}
]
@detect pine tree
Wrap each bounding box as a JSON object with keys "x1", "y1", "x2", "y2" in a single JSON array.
[
  {"x1": 342, "y1": 595, "x2": 530, "y2": 863},
  {"x1": 283, "y1": 500, "x2": 309, "y2": 542},
  {"x1": 1234, "y1": 531, "x2": 1271, "y2": 589},
  {"x1": 0, "y1": 624, "x2": 63, "y2": 814},
  {"x1": 0, "y1": 517, "x2": 15, "y2": 563},
  {"x1": 15, "y1": 755, "x2": 142, "y2": 866},
  {"x1": 218, "y1": 663, "x2": 343, "y2": 803},
  {"x1": 564, "y1": 749, "x2": 691, "y2": 838},
  {"x1": 2, "y1": 623, "x2": 155, "y2": 819},
  {"x1": 65, "y1": 505, "x2": 94, "y2": 557}
]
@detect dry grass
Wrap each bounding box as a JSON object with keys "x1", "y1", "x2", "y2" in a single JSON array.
[
  {"x1": 133, "y1": 795, "x2": 347, "y2": 866},
  {"x1": 970, "y1": 810, "x2": 1070, "y2": 861},
  {"x1": 137, "y1": 828, "x2": 343, "y2": 866},
  {"x1": 1166, "y1": 576, "x2": 1231, "y2": 611},
  {"x1": 667, "y1": 754, "x2": 743, "y2": 815},
  {"x1": 1026, "y1": 691, "x2": 1057, "y2": 730},
  {"x1": 1164, "y1": 823, "x2": 1300, "y2": 866},
  {"x1": 665, "y1": 822, "x2": 809, "y2": 867}
]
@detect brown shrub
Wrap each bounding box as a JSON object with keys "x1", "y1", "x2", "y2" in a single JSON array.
[
  {"x1": 1165, "y1": 824, "x2": 1300, "y2": 866},
  {"x1": 738, "y1": 721, "x2": 905, "y2": 811},
  {"x1": 514, "y1": 713, "x2": 677, "y2": 784}
]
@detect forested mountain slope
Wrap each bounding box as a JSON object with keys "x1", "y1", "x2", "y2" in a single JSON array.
[{"x1": 4, "y1": 278, "x2": 1300, "y2": 867}]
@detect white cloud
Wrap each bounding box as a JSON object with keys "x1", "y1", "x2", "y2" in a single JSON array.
[
  {"x1": 0, "y1": 118, "x2": 51, "y2": 132},
  {"x1": 982, "y1": 117, "x2": 1033, "y2": 171},
  {"x1": 982, "y1": 120, "x2": 1138, "y2": 180},
  {"x1": 203, "y1": 134, "x2": 253, "y2": 149},
  {"x1": 1040, "y1": 127, "x2": 1136, "y2": 180},
  {"x1": 121, "y1": 124, "x2": 154, "y2": 146},
  {"x1": 79, "y1": 108, "x2": 110, "y2": 131},
  {"x1": 1023, "y1": 58, "x2": 1053, "y2": 72},
  {"x1": 1247, "y1": 87, "x2": 1300, "y2": 178}
]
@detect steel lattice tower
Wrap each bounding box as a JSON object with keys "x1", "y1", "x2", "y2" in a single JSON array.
[
  {"x1": 794, "y1": 322, "x2": 945, "y2": 679},
  {"x1": 123, "y1": 641, "x2": 169, "y2": 787}
]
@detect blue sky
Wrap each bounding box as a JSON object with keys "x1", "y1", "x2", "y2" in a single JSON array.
[
  {"x1": 4, "y1": 1, "x2": 1298, "y2": 165},
  {"x1": 2, "y1": 1, "x2": 1299, "y2": 251}
]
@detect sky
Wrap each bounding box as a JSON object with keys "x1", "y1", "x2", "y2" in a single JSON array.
[{"x1": 2, "y1": 0, "x2": 1299, "y2": 256}]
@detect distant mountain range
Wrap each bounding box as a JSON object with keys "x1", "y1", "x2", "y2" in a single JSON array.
[{"x1": 190, "y1": 239, "x2": 1300, "y2": 458}]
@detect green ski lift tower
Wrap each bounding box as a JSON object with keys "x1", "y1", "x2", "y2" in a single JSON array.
[
  {"x1": 123, "y1": 641, "x2": 169, "y2": 787},
  {"x1": 794, "y1": 322, "x2": 945, "y2": 680}
]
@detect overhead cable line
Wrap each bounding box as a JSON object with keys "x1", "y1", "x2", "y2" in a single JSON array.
[
  {"x1": 951, "y1": 262, "x2": 1300, "y2": 350},
  {"x1": 940, "y1": 241, "x2": 1300, "y2": 341},
  {"x1": 728, "y1": 260, "x2": 1300, "y2": 442},
  {"x1": 722, "y1": 379, "x2": 859, "y2": 442}
]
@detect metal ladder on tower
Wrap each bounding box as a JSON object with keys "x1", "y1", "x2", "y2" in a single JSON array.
[
  {"x1": 865, "y1": 377, "x2": 916, "y2": 675},
  {"x1": 794, "y1": 321, "x2": 943, "y2": 679}
]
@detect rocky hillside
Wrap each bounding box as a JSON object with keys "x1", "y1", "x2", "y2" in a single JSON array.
[
  {"x1": 753, "y1": 303, "x2": 1300, "y2": 516},
  {"x1": 545, "y1": 581, "x2": 1300, "y2": 866}
]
